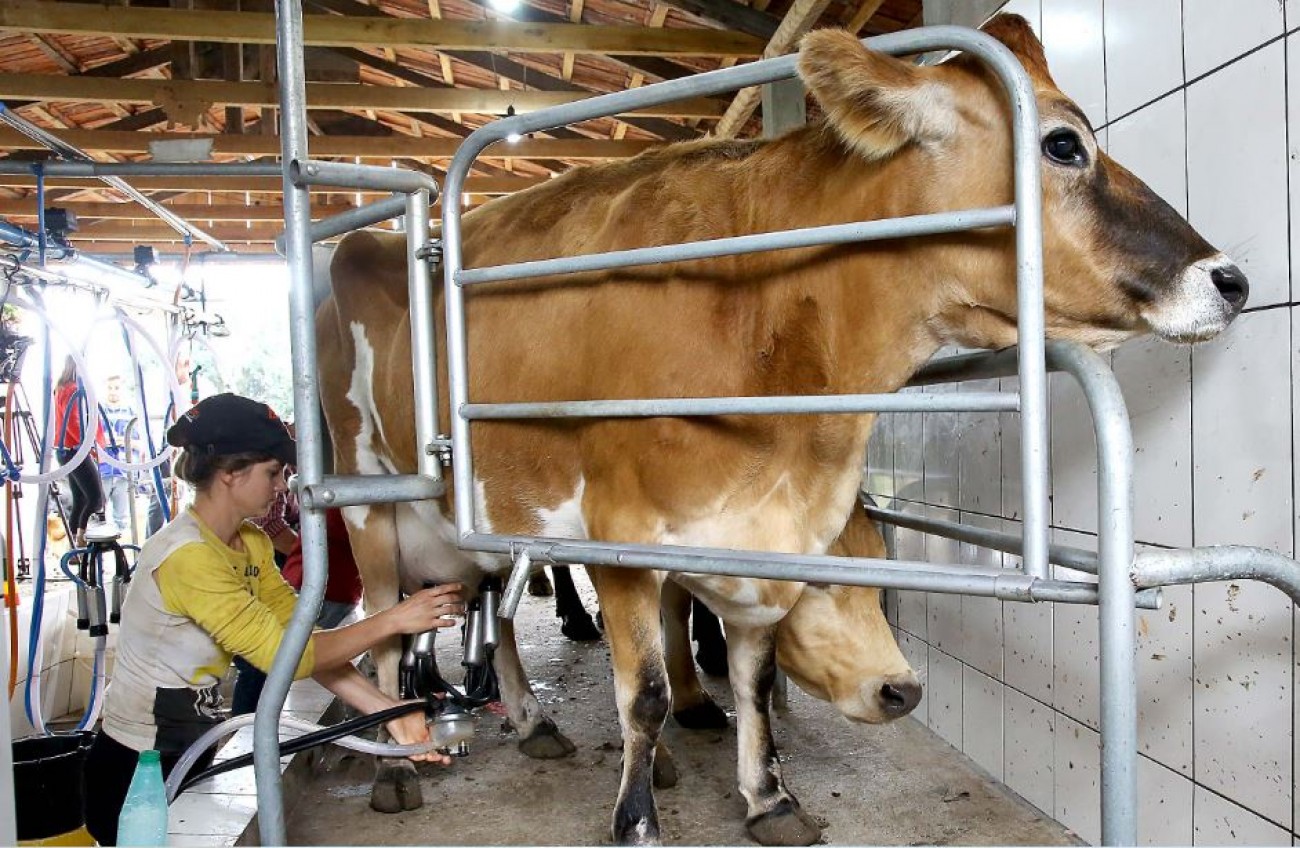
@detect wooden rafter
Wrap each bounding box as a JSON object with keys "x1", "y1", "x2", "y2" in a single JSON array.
[
  {"x1": 0, "y1": 0, "x2": 763, "y2": 57},
  {"x1": 847, "y1": 0, "x2": 889, "y2": 34},
  {"x1": 0, "y1": 74, "x2": 725, "y2": 119},
  {"x1": 0, "y1": 172, "x2": 560, "y2": 194},
  {"x1": 0, "y1": 201, "x2": 362, "y2": 222},
  {"x1": 712, "y1": 0, "x2": 834, "y2": 138}
]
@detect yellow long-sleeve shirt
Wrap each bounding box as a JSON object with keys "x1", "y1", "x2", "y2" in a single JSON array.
[{"x1": 101, "y1": 508, "x2": 315, "y2": 753}]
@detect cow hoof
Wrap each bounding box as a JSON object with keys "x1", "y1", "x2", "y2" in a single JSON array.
[
  {"x1": 561, "y1": 612, "x2": 603, "y2": 642},
  {"x1": 745, "y1": 799, "x2": 822, "y2": 846},
  {"x1": 673, "y1": 699, "x2": 729, "y2": 730},
  {"x1": 652, "y1": 746, "x2": 679, "y2": 789},
  {"x1": 613, "y1": 815, "x2": 662, "y2": 846},
  {"x1": 370, "y1": 762, "x2": 423, "y2": 813},
  {"x1": 518, "y1": 719, "x2": 578, "y2": 759},
  {"x1": 528, "y1": 572, "x2": 554, "y2": 597}
]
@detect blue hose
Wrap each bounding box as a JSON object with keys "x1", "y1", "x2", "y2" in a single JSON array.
[
  {"x1": 23, "y1": 292, "x2": 52, "y2": 728},
  {"x1": 121, "y1": 325, "x2": 171, "y2": 525}
]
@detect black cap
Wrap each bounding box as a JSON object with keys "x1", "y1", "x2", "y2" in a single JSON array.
[{"x1": 167, "y1": 393, "x2": 295, "y2": 466}]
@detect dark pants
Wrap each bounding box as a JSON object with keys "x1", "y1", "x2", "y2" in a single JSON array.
[
  {"x1": 57, "y1": 448, "x2": 104, "y2": 537},
  {"x1": 82, "y1": 730, "x2": 215, "y2": 847}
]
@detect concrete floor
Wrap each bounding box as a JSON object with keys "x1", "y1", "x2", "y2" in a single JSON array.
[{"x1": 285, "y1": 577, "x2": 1081, "y2": 846}]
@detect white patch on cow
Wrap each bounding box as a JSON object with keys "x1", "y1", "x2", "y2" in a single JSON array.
[
  {"x1": 341, "y1": 504, "x2": 370, "y2": 532},
  {"x1": 392, "y1": 496, "x2": 503, "y2": 595},
  {"x1": 537, "y1": 476, "x2": 587, "y2": 538},
  {"x1": 474, "y1": 478, "x2": 494, "y2": 534},
  {"x1": 345, "y1": 321, "x2": 392, "y2": 477},
  {"x1": 656, "y1": 464, "x2": 864, "y2": 628},
  {"x1": 1143, "y1": 253, "x2": 1243, "y2": 344}
]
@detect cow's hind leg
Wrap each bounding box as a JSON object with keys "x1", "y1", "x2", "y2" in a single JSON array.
[
  {"x1": 342, "y1": 504, "x2": 424, "y2": 814},
  {"x1": 552, "y1": 565, "x2": 601, "y2": 642},
  {"x1": 662, "y1": 581, "x2": 727, "y2": 729},
  {"x1": 730, "y1": 624, "x2": 820, "y2": 846},
  {"x1": 494, "y1": 616, "x2": 578, "y2": 758},
  {"x1": 592, "y1": 565, "x2": 670, "y2": 846}
]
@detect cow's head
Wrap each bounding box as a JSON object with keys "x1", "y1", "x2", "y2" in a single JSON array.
[
  {"x1": 774, "y1": 513, "x2": 921, "y2": 723},
  {"x1": 796, "y1": 15, "x2": 1247, "y2": 349}
]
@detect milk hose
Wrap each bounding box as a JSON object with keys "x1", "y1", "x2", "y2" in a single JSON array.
[{"x1": 165, "y1": 701, "x2": 436, "y2": 802}]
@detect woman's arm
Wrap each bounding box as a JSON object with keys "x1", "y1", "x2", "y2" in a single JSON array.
[
  {"x1": 311, "y1": 663, "x2": 451, "y2": 765},
  {"x1": 310, "y1": 583, "x2": 464, "y2": 671}
]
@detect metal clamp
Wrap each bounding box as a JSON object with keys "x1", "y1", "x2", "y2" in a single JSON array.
[{"x1": 416, "y1": 239, "x2": 443, "y2": 266}]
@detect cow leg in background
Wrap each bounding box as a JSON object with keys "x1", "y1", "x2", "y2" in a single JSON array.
[
  {"x1": 494, "y1": 615, "x2": 579, "y2": 758},
  {"x1": 592, "y1": 565, "x2": 671, "y2": 846},
  {"x1": 729, "y1": 623, "x2": 821, "y2": 846},
  {"x1": 691, "y1": 597, "x2": 729, "y2": 677},
  {"x1": 341, "y1": 504, "x2": 425, "y2": 813},
  {"x1": 551, "y1": 565, "x2": 602, "y2": 642},
  {"x1": 662, "y1": 580, "x2": 727, "y2": 729}
]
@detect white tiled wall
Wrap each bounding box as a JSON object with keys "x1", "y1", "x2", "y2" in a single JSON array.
[{"x1": 871, "y1": 1, "x2": 1300, "y2": 843}]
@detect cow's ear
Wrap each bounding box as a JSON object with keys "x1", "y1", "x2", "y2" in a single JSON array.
[
  {"x1": 798, "y1": 29, "x2": 956, "y2": 160},
  {"x1": 979, "y1": 13, "x2": 1055, "y2": 86}
]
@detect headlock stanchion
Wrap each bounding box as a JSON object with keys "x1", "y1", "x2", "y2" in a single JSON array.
[{"x1": 35, "y1": 6, "x2": 1277, "y2": 848}]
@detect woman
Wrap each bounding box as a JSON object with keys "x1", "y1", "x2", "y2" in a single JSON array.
[
  {"x1": 53, "y1": 355, "x2": 105, "y2": 547},
  {"x1": 83, "y1": 393, "x2": 463, "y2": 846}
]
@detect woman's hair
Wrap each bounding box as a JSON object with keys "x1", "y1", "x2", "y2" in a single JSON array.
[
  {"x1": 173, "y1": 448, "x2": 277, "y2": 489},
  {"x1": 56, "y1": 355, "x2": 76, "y2": 387}
]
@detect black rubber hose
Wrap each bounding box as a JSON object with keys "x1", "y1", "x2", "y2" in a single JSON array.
[{"x1": 176, "y1": 700, "x2": 428, "y2": 796}]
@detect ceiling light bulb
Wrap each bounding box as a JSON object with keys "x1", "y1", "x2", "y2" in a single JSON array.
[
  {"x1": 489, "y1": 0, "x2": 520, "y2": 13},
  {"x1": 506, "y1": 131, "x2": 522, "y2": 143}
]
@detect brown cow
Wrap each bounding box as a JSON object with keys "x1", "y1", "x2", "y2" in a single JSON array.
[{"x1": 316, "y1": 15, "x2": 1246, "y2": 846}]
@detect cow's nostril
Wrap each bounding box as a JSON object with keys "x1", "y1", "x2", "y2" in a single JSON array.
[
  {"x1": 878, "y1": 680, "x2": 922, "y2": 717},
  {"x1": 1211, "y1": 264, "x2": 1249, "y2": 308}
]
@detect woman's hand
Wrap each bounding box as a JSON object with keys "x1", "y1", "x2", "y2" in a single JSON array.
[
  {"x1": 386, "y1": 707, "x2": 453, "y2": 765},
  {"x1": 386, "y1": 584, "x2": 465, "y2": 636}
]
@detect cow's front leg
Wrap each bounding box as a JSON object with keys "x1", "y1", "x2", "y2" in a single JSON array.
[
  {"x1": 729, "y1": 623, "x2": 821, "y2": 846},
  {"x1": 493, "y1": 616, "x2": 577, "y2": 758},
  {"x1": 593, "y1": 566, "x2": 670, "y2": 846},
  {"x1": 342, "y1": 504, "x2": 424, "y2": 814}
]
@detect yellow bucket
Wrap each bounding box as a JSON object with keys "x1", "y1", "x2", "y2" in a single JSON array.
[{"x1": 18, "y1": 824, "x2": 94, "y2": 846}]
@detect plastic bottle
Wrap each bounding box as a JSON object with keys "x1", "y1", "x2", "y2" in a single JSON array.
[{"x1": 117, "y1": 749, "x2": 169, "y2": 846}]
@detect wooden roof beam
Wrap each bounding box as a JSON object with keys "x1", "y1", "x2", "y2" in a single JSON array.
[
  {"x1": 0, "y1": 74, "x2": 725, "y2": 119},
  {"x1": 0, "y1": 200, "x2": 361, "y2": 222},
  {"x1": 712, "y1": 0, "x2": 836, "y2": 139},
  {"x1": 459, "y1": 0, "x2": 704, "y2": 83},
  {"x1": 0, "y1": 126, "x2": 660, "y2": 159},
  {"x1": 0, "y1": 0, "x2": 762, "y2": 56},
  {"x1": 653, "y1": 0, "x2": 780, "y2": 38},
  {"x1": 305, "y1": 0, "x2": 699, "y2": 142},
  {"x1": 0, "y1": 174, "x2": 548, "y2": 195}
]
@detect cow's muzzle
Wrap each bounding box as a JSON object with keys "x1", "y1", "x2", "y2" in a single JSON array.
[
  {"x1": 875, "y1": 673, "x2": 923, "y2": 719},
  {"x1": 1211, "y1": 263, "x2": 1249, "y2": 312},
  {"x1": 1142, "y1": 254, "x2": 1248, "y2": 344}
]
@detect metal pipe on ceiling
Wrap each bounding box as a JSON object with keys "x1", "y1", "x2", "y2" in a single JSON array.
[{"x1": 0, "y1": 102, "x2": 231, "y2": 252}]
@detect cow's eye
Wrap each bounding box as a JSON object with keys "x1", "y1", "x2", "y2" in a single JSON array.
[{"x1": 1043, "y1": 128, "x2": 1087, "y2": 166}]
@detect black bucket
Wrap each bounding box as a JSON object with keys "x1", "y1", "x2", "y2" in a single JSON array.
[{"x1": 13, "y1": 731, "x2": 95, "y2": 841}]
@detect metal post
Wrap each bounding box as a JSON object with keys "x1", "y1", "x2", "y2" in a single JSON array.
[
  {"x1": 405, "y1": 189, "x2": 443, "y2": 482},
  {"x1": 1046, "y1": 342, "x2": 1137, "y2": 846},
  {"x1": 0, "y1": 538, "x2": 16, "y2": 848},
  {"x1": 255, "y1": 0, "x2": 327, "y2": 843}
]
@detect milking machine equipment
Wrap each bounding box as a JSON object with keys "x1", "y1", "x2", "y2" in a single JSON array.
[
  {"x1": 165, "y1": 576, "x2": 504, "y2": 799},
  {"x1": 400, "y1": 576, "x2": 502, "y2": 757}
]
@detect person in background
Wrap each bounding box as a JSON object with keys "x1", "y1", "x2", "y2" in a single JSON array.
[
  {"x1": 97, "y1": 374, "x2": 135, "y2": 535},
  {"x1": 53, "y1": 356, "x2": 105, "y2": 547},
  {"x1": 82, "y1": 393, "x2": 462, "y2": 845},
  {"x1": 232, "y1": 507, "x2": 363, "y2": 715}
]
